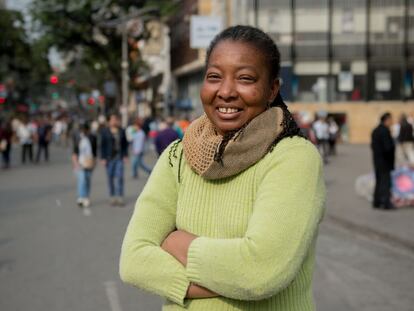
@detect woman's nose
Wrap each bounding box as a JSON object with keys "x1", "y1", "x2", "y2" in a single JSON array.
[{"x1": 217, "y1": 79, "x2": 237, "y2": 100}]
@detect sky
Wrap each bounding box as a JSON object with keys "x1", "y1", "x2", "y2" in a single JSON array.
[{"x1": 6, "y1": 0, "x2": 31, "y2": 12}]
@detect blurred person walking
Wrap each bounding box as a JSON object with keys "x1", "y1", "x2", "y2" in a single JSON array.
[
  {"x1": 131, "y1": 118, "x2": 152, "y2": 179},
  {"x1": 154, "y1": 117, "x2": 179, "y2": 155},
  {"x1": 35, "y1": 116, "x2": 52, "y2": 163},
  {"x1": 312, "y1": 114, "x2": 329, "y2": 163},
  {"x1": 327, "y1": 116, "x2": 339, "y2": 156},
  {"x1": 52, "y1": 117, "x2": 66, "y2": 146},
  {"x1": 100, "y1": 113, "x2": 128, "y2": 206},
  {"x1": 397, "y1": 114, "x2": 414, "y2": 166},
  {"x1": 371, "y1": 112, "x2": 395, "y2": 210},
  {"x1": 72, "y1": 123, "x2": 97, "y2": 208},
  {"x1": 16, "y1": 117, "x2": 36, "y2": 164},
  {"x1": 0, "y1": 119, "x2": 13, "y2": 169}
]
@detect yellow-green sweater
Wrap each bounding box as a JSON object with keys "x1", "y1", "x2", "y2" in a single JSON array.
[{"x1": 120, "y1": 136, "x2": 326, "y2": 310}]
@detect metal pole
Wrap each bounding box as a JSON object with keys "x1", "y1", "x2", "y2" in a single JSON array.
[
  {"x1": 402, "y1": 0, "x2": 409, "y2": 101},
  {"x1": 327, "y1": 0, "x2": 333, "y2": 103},
  {"x1": 121, "y1": 23, "x2": 129, "y2": 128},
  {"x1": 254, "y1": 0, "x2": 258, "y2": 27},
  {"x1": 365, "y1": 0, "x2": 370, "y2": 101}
]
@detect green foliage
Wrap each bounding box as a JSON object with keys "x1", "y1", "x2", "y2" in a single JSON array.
[
  {"x1": 0, "y1": 8, "x2": 50, "y2": 106},
  {"x1": 30, "y1": 0, "x2": 178, "y2": 94}
]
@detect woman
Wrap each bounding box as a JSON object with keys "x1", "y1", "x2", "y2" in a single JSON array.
[
  {"x1": 72, "y1": 123, "x2": 97, "y2": 208},
  {"x1": 120, "y1": 26, "x2": 325, "y2": 310}
]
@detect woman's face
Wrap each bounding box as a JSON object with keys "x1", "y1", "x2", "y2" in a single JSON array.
[{"x1": 200, "y1": 40, "x2": 279, "y2": 135}]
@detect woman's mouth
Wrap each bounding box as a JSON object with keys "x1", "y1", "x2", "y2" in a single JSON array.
[
  {"x1": 217, "y1": 107, "x2": 241, "y2": 114},
  {"x1": 215, "y1": 107, "x2": 243, "y2": 120}
]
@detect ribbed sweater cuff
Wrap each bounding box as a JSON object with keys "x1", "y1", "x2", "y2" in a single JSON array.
[
  {"x1": 167, "y1": 274, "x2": 191, "y2": 307},
  {"x1": 186, "y1": 237, "x2": 204, "y2": 285}
]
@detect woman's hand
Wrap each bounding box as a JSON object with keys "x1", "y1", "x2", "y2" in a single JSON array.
[
  {"x1": 161, "y1": 230, "x2": 197, "y2": 266},
  {"x1": 186, "y1": 283, "x2": 219, "y2": 298},
  {"x1": 161, "y1": 230, "x2": 219, "y2": 299}
]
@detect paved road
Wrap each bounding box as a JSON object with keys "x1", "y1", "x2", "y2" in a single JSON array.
[{"x1": 0, "y1": 145, "x2": 413, "y2": 311}]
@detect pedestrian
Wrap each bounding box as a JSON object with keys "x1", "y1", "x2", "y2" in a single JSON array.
[
  {"x1": 16, "y1": 117, "x2": 35, "y2": 164},
  {"x1": 52, "y1": 117, "x2": 65, "y2": 145},
  {"x1": 131, "y1": 118, "x2": 152, "y2": 179},
  {"x1": 0, "y1": 119, "x2": 13, "y2": 169},
  {"x1": 100, "y1": 113, "x2": 128, "y2": 206},
  {"x1": 312, "y1": 114, "x2": 330, "y2": 163},
  {"x1": 125, "y1": 118, "x2": 136, "y2": 145},
  {"x1": 72, "y1": 122, "x2": 97, "y2": 208},
  {"x1": 154, "y1": 117, "x2": 179, "y2": 155},
  {"x1": 371, "y1": 112, "x2": 395, "y2": 210},
  {"x1": 120, "y1": 25, "x2": 326, "y2": 310},
  {"x1": 327, "y1": 116, "x2": 339, "y2": 156},
  {"x1": 397, "y1": 114, "x2": 414, "y2": 166},
  {"x1": 35, "y1": 115, "x2": 52, "y2": 163}
]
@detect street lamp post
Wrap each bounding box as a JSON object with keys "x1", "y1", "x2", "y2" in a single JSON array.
[
  {"x1": 98, "y1": 7, "x2": 158, "y2": 128},
  {"x1": 121, "y1": 24, "x2": 129, "y2": 128}
]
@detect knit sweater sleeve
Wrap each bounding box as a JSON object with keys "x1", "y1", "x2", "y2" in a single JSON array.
[
  {"x1": 186, "y1": 140, "x2": 326, "y2": 301},
  {"x1": 119, "y1": 142, "x2": 190, "y2": 306}
]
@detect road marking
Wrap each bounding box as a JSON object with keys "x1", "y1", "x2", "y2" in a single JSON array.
[{"x1": 104, "y1": 281, "x2": 123, "y2": 311}]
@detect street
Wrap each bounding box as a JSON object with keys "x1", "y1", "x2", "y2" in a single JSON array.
[{"x1": 1, "y1": 144, "x2": 413, "y2": 311}]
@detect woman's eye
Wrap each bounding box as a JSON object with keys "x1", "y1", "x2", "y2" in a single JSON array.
[
  {"x1": 206, "y1": 74, "x2": 221, "y2": 81},
  {"x1": 239, "y1": 76, "x2": 255, "y2": 82}
]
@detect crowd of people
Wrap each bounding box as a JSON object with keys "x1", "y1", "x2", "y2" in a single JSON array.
[
  {"x1": 294, "y1": 112, "x2": 340, "y2": 164},
  {"x1": 71, "y1": 113, "x2": 190, "y2": 209},
  {"x1": 0, "y1": 112, "x2": 190, "y2": 210},
  {"x1": 0, "y1": 115, "x2": 69, "y2": 169}
]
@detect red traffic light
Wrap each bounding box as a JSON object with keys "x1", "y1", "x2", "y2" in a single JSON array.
[
  {"x1": 87, "y1": 97, "x2": 96, "y2": 105},
  {"x1": 50, "y1": 75, "x2": 59, "y2": 84}
]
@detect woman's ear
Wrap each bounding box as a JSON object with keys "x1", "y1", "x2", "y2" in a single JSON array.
[{"x1": 269, "y1": 78, "x2": 280, "y2": 103}]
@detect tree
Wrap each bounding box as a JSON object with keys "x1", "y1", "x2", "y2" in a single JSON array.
[
  {"x1": 30, "y1": 0, "x2": 178, "y2": 113},
  {"x1": 0, "y1": 8, "x2": 50, "y2": 112}
]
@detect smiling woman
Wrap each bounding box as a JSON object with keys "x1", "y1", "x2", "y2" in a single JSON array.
[
  {"x1": 201, "y1": 40, "x2": 278, "y2": 135},
  {"x1": 120, "y1": 25, "x2": 326, "y2": 311}
]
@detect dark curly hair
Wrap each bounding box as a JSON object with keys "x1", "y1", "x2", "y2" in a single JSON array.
[
  {"x1": 206, "y1": 25, "x2": 281, "y2": 81},
  {"x1": 206, "y1": 25, "x2": 304, "y2": 163}
]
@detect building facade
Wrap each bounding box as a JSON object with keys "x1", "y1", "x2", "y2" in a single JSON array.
[
  {"x1": 232, "y1": 0, "x2": 414, "y2": 103},
  {"x1": 169, "y1": 0, "x2": 414, "y2": 142}
]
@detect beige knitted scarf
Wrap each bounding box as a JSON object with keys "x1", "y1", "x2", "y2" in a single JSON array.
[{"x1": 182, "y1": 107, "x2": 285, "y2": 180}]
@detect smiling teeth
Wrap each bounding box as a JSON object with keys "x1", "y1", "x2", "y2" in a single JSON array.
[{"x1": 218, "y1": 107, "x2": 239, "y2": 114}]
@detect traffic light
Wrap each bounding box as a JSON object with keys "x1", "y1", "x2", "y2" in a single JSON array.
[
  {"x1": 0, "y1": 84, "x2": 6, "y2": 104},
  {"x1": 50, "y1": 75, "x2": 59, "y2": 84},
  {"x1": 87, "y1": 97, "x2": 96, "y2": 105}
]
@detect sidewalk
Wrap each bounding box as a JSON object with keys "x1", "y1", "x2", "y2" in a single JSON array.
[{"x1": 323, "y1": 144, "x2": 414, "y2": 251}]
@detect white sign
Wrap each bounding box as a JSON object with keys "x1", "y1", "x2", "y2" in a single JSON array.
[
  {"x1": 338, "y1": 72, "x2": 354, "y2": 92},
  {"x1": 342, "y1": 9, "x2": 354, "y2": 33},
  {"x1": 190, "y1": 15, "x2": 222, "y2": 49},
  {"x1": 375, "y1": 71, "x2": 391, "y2": 92}
]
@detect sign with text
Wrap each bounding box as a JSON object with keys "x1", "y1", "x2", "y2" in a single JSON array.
[
  {"x1": 190, "y1": 16, "x2": 222, "y2": 49},
  {"x1": 338, "y1": 71, "x2": 354, "y2": 92}
]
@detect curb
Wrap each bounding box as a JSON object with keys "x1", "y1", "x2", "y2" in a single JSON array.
[{"x1": 325, "y1": 214, "x2": 414, "y2": 254}]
